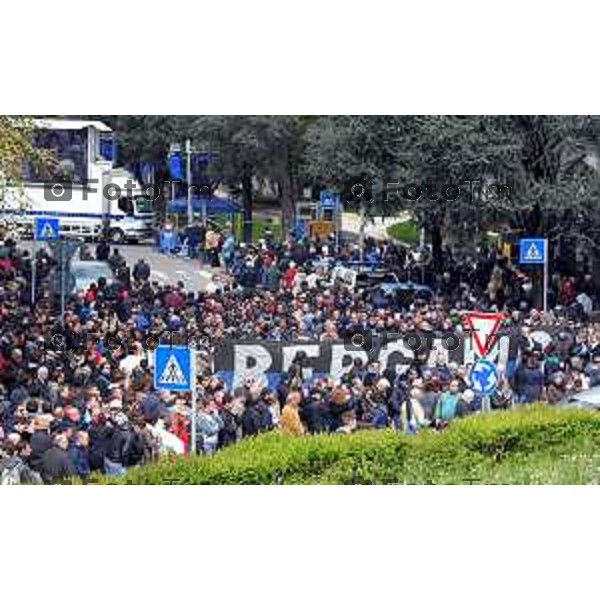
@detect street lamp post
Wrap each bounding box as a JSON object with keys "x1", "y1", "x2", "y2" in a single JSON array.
[{"x1": 185, "y1": 139, "x2": 193, "y2": 226}]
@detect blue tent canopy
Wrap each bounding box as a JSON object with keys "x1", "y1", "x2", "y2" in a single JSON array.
[{"x1": 167, "y1": 196, "x2": 241, "y2": 214}]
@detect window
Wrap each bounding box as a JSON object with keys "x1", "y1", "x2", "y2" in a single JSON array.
[{"x1": 24, "y1": 129, "x2": 88, "y2": 183}]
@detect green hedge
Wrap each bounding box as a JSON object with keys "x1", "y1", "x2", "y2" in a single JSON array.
[{"x1": 86, "y1": 406, "x2": 600, "y2": 485}]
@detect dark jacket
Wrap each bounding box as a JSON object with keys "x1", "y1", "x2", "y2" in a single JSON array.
[
  {"x1": 29, "y1": 431, "x2": 53, "y2": 474},
  {"x1": 300, "y1": 397, "x2": 326, "y2": 433},
  {"x1": 133, "y1": 261, "x2": 151, "y2": 281},
  {"x1": 241, "y1": 404, "x2": 262, "y2": 437},
  {"x1": 68, "y1": 443, "x2": 90, "y2": 479},
  {"x1": 88, "y1": 425, "x2": 112, "y2": 471},
  {"x1": 514, "y1": 365, "x2": 544, "y2": 403},
  {"x1": 41, "y1": 446, "x2": 76, "y2": 483},
  {"x1": 106, "y1": 426, "x2": 143, "y2": 467},
  {"x1": 218, "y1": 409, "x2": 239, "y2": 448},
  {"x1": 96, "y1": 241, "x2": 110, "y2": 261}
]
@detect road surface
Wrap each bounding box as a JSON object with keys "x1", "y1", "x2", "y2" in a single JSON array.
[{"x1": 22, "y1": 241, "x2": 219, "y2": 292}]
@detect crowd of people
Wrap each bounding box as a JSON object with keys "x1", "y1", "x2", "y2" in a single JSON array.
[{"x1": 0, "y1": 223, "x2": 598, "y2": 483}]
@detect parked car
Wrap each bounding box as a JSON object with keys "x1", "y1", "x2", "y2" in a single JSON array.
[
  {"x1": 69, "y1": 260, "x2": 115, "y2": 294},
  {"x1": 367, "y1": 281, "x2": 434, "y2": 308}
]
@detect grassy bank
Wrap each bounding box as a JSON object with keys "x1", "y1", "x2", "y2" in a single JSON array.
[
  {"x1": 88, "y1": 406, "x2": 600, "y2": 485},
  {"x1": 386, "y1": 220, "x2": 419, "y2": 245}
]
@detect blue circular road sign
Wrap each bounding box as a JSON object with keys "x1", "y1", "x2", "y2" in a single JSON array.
[{"x1": 468, "y1": 359, "x2": 499, "y2": 395}]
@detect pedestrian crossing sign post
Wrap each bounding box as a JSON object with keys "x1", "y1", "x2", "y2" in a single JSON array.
[
  {"x1": 154, "y1": 345, "x2": 199, "y2": 453},
  {"x1": 32, "y1": 217, "x2": 61, "y2": 309},
  {"x1": 519, "y1": 238, "x2": 549, "y2": 313},
  {"x1": 34, "y1": 217, "x2": 60, "y2": 241}
]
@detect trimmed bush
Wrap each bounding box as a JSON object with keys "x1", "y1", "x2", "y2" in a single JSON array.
[{"x1": 87, "y1": 406, "x2": 600, "y2": 485}]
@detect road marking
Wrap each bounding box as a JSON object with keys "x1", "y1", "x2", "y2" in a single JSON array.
[
  {"x1": 175, "y1": 270, "x2": 192, "y2": 282},
  {"x1": 152, "y1": 270, "x2": 170, "y2": 281}
]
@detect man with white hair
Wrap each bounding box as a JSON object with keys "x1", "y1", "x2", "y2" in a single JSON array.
[
  {"x1": 30, "y1": 365, "x2": 56, "y2": 403},
  {"x1": 40, "y1": 433, "x2": 76, "y2": 484}
]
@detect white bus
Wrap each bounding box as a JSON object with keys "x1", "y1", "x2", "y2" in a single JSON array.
[{"x1": 1, "y1": 118, "x2": 155, "y2": 243}]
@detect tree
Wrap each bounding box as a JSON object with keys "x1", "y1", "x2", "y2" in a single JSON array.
[
  {"x1": 303, "y1": 115, "x2": 600, "y2": 275},
  {"x1": 189, "y1": 116, "x2": 305, "y2": 242},
  {"x1": 0, "y1": 116, "x2": 42, "y2": 205},
  {"x1": 93, "y1": 115, "x2": 182, "y2": 210}
]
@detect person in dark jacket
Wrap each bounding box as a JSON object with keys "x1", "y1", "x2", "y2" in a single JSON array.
[
  {"x1": 132, "y1": 259, "x2": 151, "y2": 284},
  {"x1": 241, "y1": 398, "x2": 263, "y2": 437},
  {"x1": 40, "y1": 433, "x2": 76, "y2": 484},
  {"x1": 514, "y1": 352, "x2": 545, "y2": 404},
  {"x1": 96, "y1": 239, "x2": 110, "y2": 261},
  {"x1": 29, "y1": 416, "x2": 53, "y2": 475},
  {"x1": 300, "y1": 393, "x2": 326, "y2": 433},
  {"x1": 218, "y1": 396, "x2": 239, "y2": 448},
  {"x1": 88, "y1": 415, "x2": 113, "y2": 472},
  {"x1": 108, "y1": 248, "x2": 125, "y2": 272},
  {"x1": 68, "y1": 430, "x2": 90, "y2": 481},
  {"x1": 104, "y1": 412, "x2": 142, "y2": 475}
]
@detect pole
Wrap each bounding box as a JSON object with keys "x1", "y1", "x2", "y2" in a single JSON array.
[
  {"x1": 190, "y1": 349, "x2": 197, "y2": 454},
  {"x1": 359, "y1": 203, "x2": 366, "y2": 261},
  {"x1": 335, "y1": 197, "x2": 340, "y2": 254},
  {"x1": 481, "y1": 395, "x2": 491, "y2": 413},
  {"x1": 543, "y1": 238, "x2": 549, "y2": 312},
  {"x1": 60, "y1": 240, "x2": 65, "y2": 324},
  {"x1": 419, "y1": 226, "x2": 425, "y2": 284},
  {"x1": 202, "y1": 194, "x2": 207, "y2": 228},
  {"x1": 31, "y1": 241, "x2": 36, "y2": 306},
  {"x1": 185, "y1": 138, "x2": 193, "y2": 226}
]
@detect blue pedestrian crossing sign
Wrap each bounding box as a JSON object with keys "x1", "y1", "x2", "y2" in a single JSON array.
[
  {"x1": 519, "y1": 238, "x2": 546, "y2": 264},
  {"x1": 34, "y1": 217, "x2": 60, "y2": 241},
  {"x1": 469, "y1": 359, "x2": 499, "y2": 395},
  {"x1": 320, "y1": 190, "x2": 340, "y2": 209},
  {"x1": 154, "y1": 345, "x2": 193, "y2": 392}
]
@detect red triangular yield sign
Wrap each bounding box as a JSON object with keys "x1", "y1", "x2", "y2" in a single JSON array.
[{"x1": 463, "y1": 312, "x2": 503, "y2": 357}]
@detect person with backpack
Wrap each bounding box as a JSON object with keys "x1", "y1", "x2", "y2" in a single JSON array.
[{"x1": 0, "y1": 437, "x2": 42, "y2": 485}]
